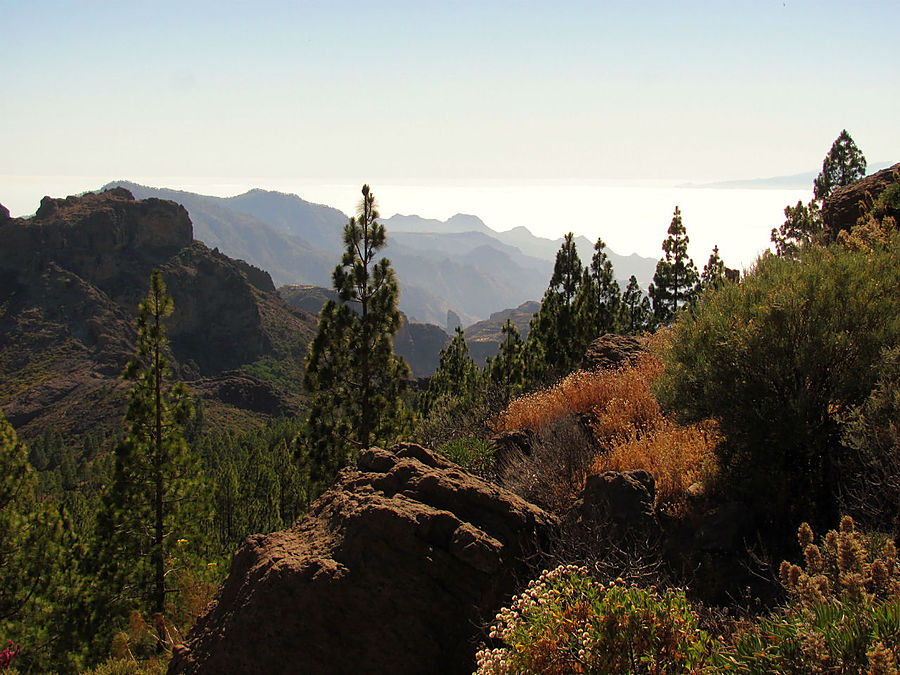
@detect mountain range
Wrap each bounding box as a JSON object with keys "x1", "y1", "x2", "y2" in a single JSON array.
[{"x1": 103, "y1": 181, "x2": 657, "y2": 327}]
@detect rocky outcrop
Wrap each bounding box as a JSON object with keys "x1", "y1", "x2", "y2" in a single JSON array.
[
  {"x1": 0, "y1": 189, "x2": 317, "y2": 441},
  {"x1": 822, "y1": 162, "x2": 900, "y2": 240},
  {"x1": 580, "y1": 333, "x2": 646, "y2": 372},
  {"x1": 568, "y1": 470, "x2": 659, "y2": 539},
  {"x1": 191, "y1": 372, "x2": 301, "y2": 418},
  {"x1": 170, "y1": 443, "x2": 556, "y2": 675}
]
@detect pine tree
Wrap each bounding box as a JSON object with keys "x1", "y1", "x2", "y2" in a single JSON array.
[
  {"x1": 0, "y1": 411, "x2": 63, "y2": 668},
  {"x1": 487, "y1": 319, "x2": 526, "y2": 406},
  {"x1": 699, "y1": 245, "x2": 727, "y2": 292},
  {"x1": 576, "y1": 236, "x2": 621, "y2": 342},
  {"x1": 96, "y1": 269, "x2": 208, "y2": 648},
  {"x1": 813, "y1": 129, "x2": 867, "y2": 203},
  {"x1": 303, "y1": 185, "x2": 409, "y2": 488},
  {"x1": 619, "y1": 275, "x2": 652, "y2": 335},
  {"x1": 422, "y1": 327, "x2": 480, "y2": 416},
  {"x1": 527, "y1": 232, "x2": 584, "y2": 379},
  {"x1": 771, "y1": 200, "x2": 822, "y2": 257},
  {"x1": 648, "y1": 206, "x2": 699, "y2": 324}
]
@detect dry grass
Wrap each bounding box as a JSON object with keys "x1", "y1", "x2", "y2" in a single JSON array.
[
  {"x1": 493, "y1": 354, "x2": 665, "y2": 434},
  {"x1": 495, "y1": 339, "x2": 719, "y2": 510},
  {"x1": 592, "y1": 418, "x2": 720, "y2": 508}
]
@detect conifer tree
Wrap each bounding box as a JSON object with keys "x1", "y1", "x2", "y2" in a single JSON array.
[
  {"x1": 487, "y1": 319, "x2": 527, "y2": 406},
  {"x1": 771, "y1": 200, "x2": 822, "y2": 257},
  {"x1": 648, "y1": 206, "x2": 699, "y2": 324},
  {"x1": 527, "y1": 232, "x2": 584, "y2": 379},
  {"x1": 96, "y1": 269, "x2": 207, "y2": 647},
  {"x1": 699, "y1": 245, "x2": 727, "y2": 292},
  {"x1": 813, "y1": 129, "x2": 867, "y2": 204},
  {"x1": 0, "y1": 411, "x2": 62, "y2": 668},
  {"x1": 575, "y1": 236, "x2": 620, "y2": 342},
  {"x1": 619, "y1": 275, "x2": 652, "y2": 335},
  {"x1": 303, "y1": 185, "x2": 409, "y2": 487},
  {"x1": 422, "y1": 326, "x2": 480, "y2": 415}
]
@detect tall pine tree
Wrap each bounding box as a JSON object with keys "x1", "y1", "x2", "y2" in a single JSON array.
[
  {"x1": 422, "y1": 326, "x2": 481, "y2": 416},
  {"x1": 527, "y1": 232, "x2": 584, "y2": 379},
  {"x1": 575, "y1": 236, "x2": 620, "y2": 342},
  {"x1": 619, "y1": 275, "x2": 652, "y2": 335},
  {"x1": 813, "y1": 129, "x2": 867, "y2": 204},
  {"x1": 648, "y1": 206, "x2": 699, "y2": 324},
  {"x1": 96, "y1": 269, "x2": 207, "y2": 648},
  {"x1": 303, "y1": 185, "x2": 409, "y2": 489},
  {"x1": 486, "y1": 319, "x2": 526, "y2": 406},
  {"x1": 699, "y1": 245, "x2": 727, "y2": 292}
]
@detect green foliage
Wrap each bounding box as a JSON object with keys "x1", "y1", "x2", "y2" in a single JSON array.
[
  {"x1": 0, "y1": 411, "x2": 72, "y2": 671},
  {"x1": 699, "y1": 245, "x2": 727, "y2": 292},
  {"x1": 771, "y1": 199, "x2": 822, "y2": 258},
  {"x1": 619, "y1": 274, "x2": 652, "y2": 335},
  {"x1": 659, "y1": 238, "x2": 900, "y2": 527},
  {"x1": 422, "y1": 327, "x2": 481, "y2": 416},
  {"x1": 725, "y1": 517, "x2": 900, "y2": 674},
  {"x1": 575, "y1": 236, "x2": 621, "y2": 342},
  {"x1": 437, "y1": 437, "x2": 494, "y2": 477},
  {"x1": 526, "y1": 232, "x2": 585, "y2": 380},
  {"x1": 302, "y1": 185, "x2": 409, "y2": 491},
  {"x1": 95, "y1": 269, "x2": 212, "y2": 652},
  {"x1": 813, "y1": 129, "x2": 867, "y2": 204},
  {"x1": 486, "y1": 319, "x2": 527, "y2": 406},
  {"x1": 841, "y1": 346, "x2": 900, "y2": 534},
  {"x1": 649, "y1": 206, "x2": 699, "y2": 324},
  {"x1": 476, "y1": 565, "x2": 715, "y2": 674}
]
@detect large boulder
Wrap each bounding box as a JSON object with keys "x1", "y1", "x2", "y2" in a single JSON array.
[
  {"x1": 580, "y1": 333, "x2": 646, "y2": 372},
  {"x1": 170, "y1": 443, "x2": 556, "y2": 675},
  {"x1": 822, "y1": 162, "x2": 900, "y2": 240}
]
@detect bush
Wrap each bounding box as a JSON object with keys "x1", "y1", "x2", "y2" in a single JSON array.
[
  {"x1": 724, "y1": 517, "x2": 900, "y2": 673},
  {"x1": 658, "y1": 238, "x2": 900, "y2": 529},
  {"x1": 476, "y1": 565, "x2": 715, "y2": 674},
  {"x1": 592, "y1": 418, "x2": 720, "y2": 510},
  {"x1": 437, "y1": 437, "x2": 495, "y2": 477},
  {"x1": 841, "y1": 346, "x2": 900, "y2": 535}
]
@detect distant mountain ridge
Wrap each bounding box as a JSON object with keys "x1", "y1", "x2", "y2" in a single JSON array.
[{"x1": 103, "y1": 181, "x2": 657, "y2": 327}]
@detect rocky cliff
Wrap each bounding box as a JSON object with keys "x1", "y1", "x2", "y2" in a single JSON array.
[
  {"x1": 0, "y1": 188, "x2": 316, "y2": 440},
  {"x1": 822, "y1": 162, "x2": 900, "y2": 240}
]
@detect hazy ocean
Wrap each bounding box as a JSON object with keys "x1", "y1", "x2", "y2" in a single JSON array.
[{"x1": 2, "y1": 176, "x2": 810, "y2": 271}]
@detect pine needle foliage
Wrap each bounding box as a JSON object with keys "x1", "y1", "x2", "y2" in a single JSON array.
[
  {"x1": 649, "y1": 206, "x2": 699, "y2": 324},
  {"x1": 302, "y1": 185, "x2": 409, "y2": 491},
  {"x1": 95, "y1": 269, "x2": 209, "y2": 650}
]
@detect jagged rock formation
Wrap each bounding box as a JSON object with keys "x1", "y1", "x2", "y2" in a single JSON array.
[
  {"x1": 0, "y1": 188, "x2": 316, "y2": 440},
  {"x1": 822, "y1": 162, "x2": 900, "y2": 240},
  {"x1": 465, "y1": 300, "x2": 540, "y2": 366},
  {"x1": 580, "y1": 333, "x2": 647, "y2": 372},
  {"x1": 170, "y1": 443, "x2": 556, "y2": 675}
]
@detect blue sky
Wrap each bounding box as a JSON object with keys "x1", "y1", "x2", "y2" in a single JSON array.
[{"x1": 3, "y1": 0, "x2": 898, "y2": 185}]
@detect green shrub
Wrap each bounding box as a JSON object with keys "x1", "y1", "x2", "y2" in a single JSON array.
[
  {"x1": 476, "y1": 565, "x2": 715, "y2": 674},
  {"x1": 841, "y1": 346, "x2": 900, "y2": 535},
  {"x1": 437, "y1": 437, "x2": 494, "y2": 477},
  {"x1": 658, "y1": 237, "x2": 900, "y2": 528},
  {"x1": 723, "y1": 517, "x2": 900, "y2": 674}
]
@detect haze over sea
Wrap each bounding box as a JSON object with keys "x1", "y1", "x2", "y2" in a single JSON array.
[{"x1": 2, "y1": 176, "x2": 808, "y2": 272}]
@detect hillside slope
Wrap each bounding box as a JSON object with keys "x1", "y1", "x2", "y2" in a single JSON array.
[{"x1": 0, "y1": 188, "x2": 317, "y2": 442}]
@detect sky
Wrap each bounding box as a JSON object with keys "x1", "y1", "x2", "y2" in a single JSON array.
[{"x1": 2, "y1": 1, "x2": 898, "y2": 263}]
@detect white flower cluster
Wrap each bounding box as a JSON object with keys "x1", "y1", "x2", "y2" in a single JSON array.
[{"x1": 475, "y1": 564, "x2": 591, "y2": 674}]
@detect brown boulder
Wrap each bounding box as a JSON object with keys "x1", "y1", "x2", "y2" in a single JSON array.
[
  {"x1": 580, "y1": 333, "x2": 646, "y2": 372},
  {"x1": 170, "y1": 443, "x2": 556, "y2": 675},
  {"x1": 822, "y1": 162, "x2": 900, "y2": 240}
]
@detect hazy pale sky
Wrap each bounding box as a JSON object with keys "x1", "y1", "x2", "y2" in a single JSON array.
[
  {"x1": 1, "y1": 1, "x2": 897, "y2": 263},
  {"x1": 3, "y1": 1, "x2": 898, "y2": 182}
]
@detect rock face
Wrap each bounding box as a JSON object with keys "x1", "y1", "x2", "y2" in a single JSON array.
[
  {"x1": 822, "y1": 162, "x2": 900, "y2": 240},
  {"x1": 0, "y1": 188, "x2": 316, "y2": 440},
  {"x1": 568, "y1": 470, "x2": 659, "y2": 539},
  {"x1": 580, "y1": 333, "x2": 646, "y2": 372},
  {"x1": 170, "y1": 443, "x2": 556, "y2": 675}
]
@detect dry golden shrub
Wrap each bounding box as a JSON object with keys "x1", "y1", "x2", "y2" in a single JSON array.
[
  {"x1": 493, "y1": 354, "x2": 664, "y2": 435},
  {"x1": 592, "y1": 419, "x2": 720, "y2": 507}
]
